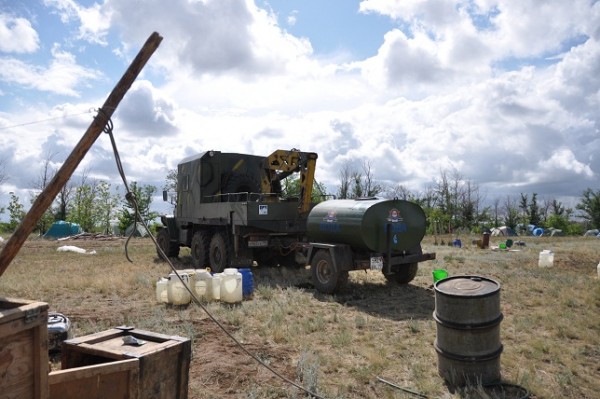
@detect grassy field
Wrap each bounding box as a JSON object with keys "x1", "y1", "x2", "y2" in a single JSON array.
[{"x1": 0, "y1": 233, "x2": 598, "y2": 398}]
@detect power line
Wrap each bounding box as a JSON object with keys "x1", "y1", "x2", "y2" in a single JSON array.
[{"x1": 0, "y1": 109, "x2": 94, "y2": 131}]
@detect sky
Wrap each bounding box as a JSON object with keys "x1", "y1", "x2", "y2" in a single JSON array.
[{"x1": 0, "y1": 0, "x2": 599, "y2": 219}]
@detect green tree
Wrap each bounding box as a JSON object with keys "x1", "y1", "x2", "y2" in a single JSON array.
[
  {"x1": 69, "y1": 184, "x2": 96, "y2": 232},
  {"x1": 118, "y1": 182, "x2": 158, "y2": 233},
  {"x1": 281, "y1": 176, "x2": 327, "y2": 203},
  {"x1": 519, "y1": 193, "x2": 541, "y2": 226},
  {"x1": 96, "y1": 181, "x2": 119, "y2": 234},
  {"x1": 576, "y1": 188, "x2": 600, "y2": 228},
  {"x1": 7, "y1": 193, "x2": 25, "y2": 231},
  {"x1": 503, "y1": 196, "x2": 520, "y2": 229}
]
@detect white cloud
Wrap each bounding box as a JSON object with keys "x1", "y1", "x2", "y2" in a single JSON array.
[
  {"x1": 0, "y1": 14, "x2": 39, "y2": 53},
  {"x1": 107, "y1": 0, "x2": 313, "y2": 77},
  {"x1": 2, "y1": 0, "x2": 600, "y2": 208},
  {"x1": 0, "y1": 44, "x2": 101, "y2": 96},
  {"x1": 44, "y1": 0, "x2": 112, "y2": 45},
  {"x1": 526, "y1": 148, "x2": 594, "y2": 184}
]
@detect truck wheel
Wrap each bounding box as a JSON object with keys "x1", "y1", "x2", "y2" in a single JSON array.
[
  {"x1": 191, "y1": 231, "x2": 209, "y2": 268},
  {"x1": 384, "y1": 263, "x2": 418, "y2": 284},
  {"x1": 209, "y1": 231, "x2": 231, "y2": 273},
  {"x1": 311, "y1": 249, "x2": 348, "y2": 294},
  {"x1": 156, "y1": 228, "x2": 179, "y2": 260}
]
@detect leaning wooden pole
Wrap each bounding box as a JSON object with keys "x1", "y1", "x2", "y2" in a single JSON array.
[{"x1": 0, "y1": 32, "x2": 163, "y2": 278}]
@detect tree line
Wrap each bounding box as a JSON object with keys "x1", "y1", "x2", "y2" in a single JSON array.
[
  {"x1": 327, "y1": 162, "x2": 600, "y2": 236},
  {"x1": 1, "y1": 157, "x2": 598, "y2": 236},
  {"x1": 0, "y1": 156, "x2": 158, "y2": 235}
]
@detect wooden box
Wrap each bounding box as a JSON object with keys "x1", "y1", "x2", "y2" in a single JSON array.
[
  {"x1": 57, "y1": 326, "x2": 191, "y2": 399},
  {"x1": 0, "y1": 297, "x2": 49, "y2": 399},
  {"x1": 49, "y1": 358, "x2": 139, "y2": 399}
]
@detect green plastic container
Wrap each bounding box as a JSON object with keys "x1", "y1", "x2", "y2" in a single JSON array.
[{"x1": 433, "y1": 269, "x2": 448, "y2": 283}]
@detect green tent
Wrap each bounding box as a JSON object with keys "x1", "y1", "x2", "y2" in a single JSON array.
[
  {"x1": 44, "y1": 221, "x2": 82, "y2": 239},
  {"x1": 125, "y1": 222, "x2": 149, "y2": 237}
]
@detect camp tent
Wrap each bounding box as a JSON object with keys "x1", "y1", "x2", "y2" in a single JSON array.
[
  {"x1": 583, "y1": 229, "x2": 599, "y2": 237},
  {"x1": 44, "y1": 221, "x2": 82, "y2": 239},
  {"x1": 490, "y1": 226, "x2": 518, "y2": 236},
  {"x1": 125, "y1": 222, "x2": 149, "y2": 237},
  {"x1": 548, "y1": 228, "x2": 563, "y2": 237}
]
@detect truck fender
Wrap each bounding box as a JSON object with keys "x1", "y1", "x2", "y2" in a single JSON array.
[
  {"x1": 159, "y1": 216, "x2": 179, "y2": 239},
  {"x1": 306, "y1": 243, "x2": 353, "y2": 272}
]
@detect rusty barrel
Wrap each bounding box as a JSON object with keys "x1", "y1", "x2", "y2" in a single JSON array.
[{"x1": 434, "y1": 275, "x2": 503, "y2": 386}]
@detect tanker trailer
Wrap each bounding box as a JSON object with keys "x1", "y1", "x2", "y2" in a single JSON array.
[{"x1": 305, "y1": 198, "x2": 436, "y2": 293}]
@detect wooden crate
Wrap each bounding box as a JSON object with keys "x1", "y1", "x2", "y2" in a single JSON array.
[
  {"x1": 0, "y1": 297, "x2": 49, "y2": 399},
  {"x1": 59, "y1": 326, "x2": 191, "y2": 399},
  {"x1": 49, "y1": 358, "x2": 139, "y2": 399}
]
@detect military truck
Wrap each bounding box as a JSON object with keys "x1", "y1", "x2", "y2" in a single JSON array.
[{"x1": 157, "y1": 149, "x2": 435, "y2": 293}]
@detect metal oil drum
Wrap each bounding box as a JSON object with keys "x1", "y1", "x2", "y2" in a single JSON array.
[{"x1": 433, "y1": 275, "x2": 503, "y2": 386}]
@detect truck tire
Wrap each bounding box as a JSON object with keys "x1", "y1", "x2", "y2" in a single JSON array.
[
  {"x1": 222, "y1": 173, "x2": 261, "y2": 201},
  {"x1": 209, "y1": 231, "x2": 231, "y2": 273},
  {"x1": 157, "y1": 228, "x2": 179, "y2": 260},
  {"x1": 191, "y1": 231, "x2": 209, "y2": 268},
  {"x1": 384, "y1": 263, "x2": 418, "y2": 284},
  {"x1": 311, "y1": 249, "x2": 348, "y2": 294}
]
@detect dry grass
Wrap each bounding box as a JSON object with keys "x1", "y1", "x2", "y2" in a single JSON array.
[{"x1": 0, "y1": 234, "x2": 598, "y2": 398}]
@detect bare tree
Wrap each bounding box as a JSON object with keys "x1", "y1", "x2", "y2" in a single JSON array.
[
  {"x1": 382, "y1": 183, "x2": 413, "y2": 200},
  {"x1": 30, "y1": 152, "x2": 59, "y2": 234},
  {"x1": 337, "y1": 162, "x2": 353, "y2": 199},
  {"x1": 360, "y1": 160, "x2": 382, "y2": 197}
]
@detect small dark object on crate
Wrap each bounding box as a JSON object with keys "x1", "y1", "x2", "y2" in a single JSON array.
[{"x1": 48, "y1": 312, "x2": 71, "y2": 352}]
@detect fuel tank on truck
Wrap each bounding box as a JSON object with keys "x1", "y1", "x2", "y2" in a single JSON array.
[{"x1": 307, "y1": 198, "x2": 427, "y2": 253}]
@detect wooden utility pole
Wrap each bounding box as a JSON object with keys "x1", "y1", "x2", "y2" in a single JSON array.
[{"x1": 0, "y1": 32, "x2": 163, "y2": 278}]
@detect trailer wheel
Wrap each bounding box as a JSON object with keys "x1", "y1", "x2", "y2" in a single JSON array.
[
  {"x1": 209, "y1": 231, "x2": 231, "y2": 273},
  {"x1": 384, "y1": 263, "x2": 418, "y2": 284},
  {"x1": 156, "y1": 228, "x2": 179, "y2": 260},
  {"x1": 191, "y1": 231, "x2": 209, "y2": 268},
  {"x1": 311, "y1": 249, "x2": 348, "y2": 294},
  {"x1": 384, "y1": 244, "x2": 422, "y2": 284}
]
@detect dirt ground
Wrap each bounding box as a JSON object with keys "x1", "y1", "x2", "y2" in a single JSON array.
[{"x1": 2, "y1": 234, "x2": 599, "y2": 398}]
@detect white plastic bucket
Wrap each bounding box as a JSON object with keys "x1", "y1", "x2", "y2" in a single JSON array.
[
  {"x1": 538, "y1": 250, "x2": 554, "y2": 268},
  {"x1": 167, "y1": 272, "x2": 191, "y2": 305},
  {"x1": 193, "y1": 270, "x2": 213, "y2": 300},
  {"x1": 221, "y1": 268, "x2": 243, "y2": 304},
  {"x1": 155, "y1": 277, "x2": 169, "y2": 303}
]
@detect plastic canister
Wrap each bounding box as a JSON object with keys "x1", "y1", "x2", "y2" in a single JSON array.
[
  {"x1": 221, "y1": 268, "x2": 243, "y2": 304},
  {"x1": 538, "y1": 250, "x2": 554, "y2": 268},
  {"x1": 239, "y1": 268, "x2": 254, "y2": 299},
  {"x1": 167, "y1": 272, "x2": 191, "y2": 305},
  {"x1": 193, "y1": 270, "x2": 213, "y2": 300},
  {"x1": 155, "y1": 277, "x2": 169, "y2": 303},
  {"x1": 211, "y1": 273, "x2": 223, "y2": 300}
]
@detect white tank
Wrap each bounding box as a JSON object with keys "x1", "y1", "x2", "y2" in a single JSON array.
[
  {"x1": 167, "y1": 272, "x2": 191, "y2": 305},
  {"x1": 220, "y1": 268, "x2": 243, "y2": 304}
]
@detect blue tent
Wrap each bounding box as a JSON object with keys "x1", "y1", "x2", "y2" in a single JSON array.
[{"x1": 44, "y1": 221, "x2": 82, "y2": 239}]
